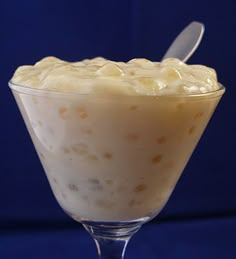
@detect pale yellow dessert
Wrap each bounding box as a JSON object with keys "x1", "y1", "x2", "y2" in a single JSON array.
[
  {"x1": 10, "y1": 57, "x2": 223, "y2": 222},
  {"x1": 12, "y1": 56, "x2": 219, "y2": 95}
]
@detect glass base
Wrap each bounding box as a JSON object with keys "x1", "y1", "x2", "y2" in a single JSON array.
[{"x1": 82, "y1": 218, "x2": 148, "y2": 238}]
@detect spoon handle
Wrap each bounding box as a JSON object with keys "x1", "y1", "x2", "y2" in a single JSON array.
[{"x1": 162, "y1": 21, "x2": 205, "y2": 62}]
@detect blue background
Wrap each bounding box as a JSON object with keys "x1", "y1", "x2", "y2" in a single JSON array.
[{"x1": 0, "y1": 0, "x2": 236, "y2": 258}]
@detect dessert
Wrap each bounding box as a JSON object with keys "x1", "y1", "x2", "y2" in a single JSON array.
[
  {"x1": 12, "y1": 56, "x2": 219, "y2": 95},
  {"x1": 10, "y1": 57, "x2": 224, "y2": 221}
]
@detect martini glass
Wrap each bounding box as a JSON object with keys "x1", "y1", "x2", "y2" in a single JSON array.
[{"x1": 9, "y1": 80, "x2": 225, "y2": 259}]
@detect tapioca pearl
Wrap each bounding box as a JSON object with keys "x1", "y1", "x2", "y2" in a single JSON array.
[
  {"x1": 103, "y1": 152, "x2": 113, "y2": 160},
  {"x1": 176, "y1": 103, "x2": 184, "y2": 110},
  {"x1": 58, "y1": 106, "x2": 70, "y2": 120},
  {"x1": 71, "y1": 143, "x2": 88, "y2": 155},
  {"x1": 157, "y1": 136, "x2": 167, "y2": 144},
  {"x1": 75, "y1": 105, "x2": 88, "y2": 119},
  {"x1": 161, "y1": 57, "x2": 185, "y2": 67},
  {"x1": 136, "y1": 200, "x2": 144, "y2": 205},
  {"x1": 87, "y1": 154, "x2": 98, "y2": 161},
  {"x1": 152, "y1": 154, "x2": 163, "y2": 164},
  {"x1": 128, "y1": 105, "x2": 138, "y2": 111},
  {"x1": 79, "y1": 112, "x2": 88, "y2": 119},
  {"x1": 137, "y1": 77, "x2": 157, "y2": 87},
  {"x1": 95, "y1": 199, "x2": 114, "y2": 208},
  {"x1": 160, "y1": 67, "x2": 182, "y2": 80},
  {"x1": 188, "y1": 125, "x2": 196, "y2": 135},
  {"x1": 134, "y1": 184, "x2": 147, "y2": 193},
  {"x1": 96, "y1": 63, "x2": 124, "y2": 76},
  {"x1": 89, "y1": 185, "x2": 103, "y2": 192},
  {"x1": 88, "y1": 178, "x2": 100, "y2": 184},
  {"x1": 128, "y1": 58, "x2": 154, "y2": 68},
  {"x1": 125, "y1": 133, "x2": 139, "y2": 142},
  {"x1": 88, "y1": 178, "x2": 103, "y2": 191},
  {"x1": 194, "y1": 111, "x2": 204, "y2": 120},
  {"x1": 71, "y1": 145, "x2": 79, "y2": 154},
  {"x1": 105, "y1": 179, "x2": 113, "y2": 185},
  {"x1": 128, "y1": 199, "x2": 143, "y2": 207},
  {"x1": 68, "y1": 183, "x2": 79, "y2": 192},
  {"x1": 129, "y1": 70, "x2": 136, "y2": 76}
]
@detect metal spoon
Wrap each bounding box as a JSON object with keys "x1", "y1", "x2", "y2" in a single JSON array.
[{"x1": 162, "y1": 21, "x2": 205, "y2": 62}]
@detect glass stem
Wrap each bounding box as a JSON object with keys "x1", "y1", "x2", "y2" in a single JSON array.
[
  {"x1": 94, "y1": 236, "x2": 129, "y2": 259},
  {"x1": 82, "y1": 221, "x2": 142, "y2": 259}
]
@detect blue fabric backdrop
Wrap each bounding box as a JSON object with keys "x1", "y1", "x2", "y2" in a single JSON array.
[
  {"x1": 1, "y1": 0, "x2": 236, "y2": 258},
  {"x1": 0, "y1": 0, "x2": 235, "y2": 237}
]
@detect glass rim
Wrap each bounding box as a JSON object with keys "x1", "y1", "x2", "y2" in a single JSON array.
[{"x1": 8, "y1": 80, "x2": 225, "y2": 100}]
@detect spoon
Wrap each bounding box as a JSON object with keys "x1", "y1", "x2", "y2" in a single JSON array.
[{"x1": 162, "y1": 21, "x2": 205, "y2": 62}]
